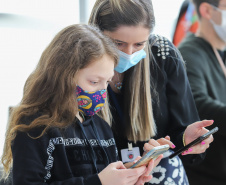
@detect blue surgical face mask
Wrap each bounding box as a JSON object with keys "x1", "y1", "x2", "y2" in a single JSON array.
[
  {"x1": 114, "y1": 49, "x2": 146, "y2": 73},
  {"x1": 211, "y1": 6, "x2": 226, "y2": 42}
]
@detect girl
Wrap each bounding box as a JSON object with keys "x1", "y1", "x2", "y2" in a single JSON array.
[
  {"x1": 89, "y1": 0, "x2": 214, "y2": 184},
  {"x1": 1, "y1": 24, "x2": 159, "y2": 185}
]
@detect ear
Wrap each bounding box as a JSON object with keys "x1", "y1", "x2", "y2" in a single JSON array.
[{"x1": 199, "y1": 2, "x2": 213, "y2": 20}]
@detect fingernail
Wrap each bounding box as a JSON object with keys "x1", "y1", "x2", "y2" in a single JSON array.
[
  {"x1": 172, "y1": 144, "x2": 176, "y2": 148},
  {"x1": 212, "y1": 120, "x2": 214, "y2": 123},
  {"x1": 188, "y1": 148, "x2": 193, "y2": 152},
  {"x1": 185, "y1": 150, "x2": 189, "y2": 153},
  {"x1": 182, "y1": 152, "x2": 185, "y2": 155},
  {"x1": 201, "y1": 141, "x2": 205, "y2": 145}
]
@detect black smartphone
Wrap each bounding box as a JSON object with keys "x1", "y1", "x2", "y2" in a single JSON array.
[
  {"x1": 169, "y1": 127, "x2": 218, "y2": 159},
  {"x1": 130, "y1": 145, "x2": 169, "y2": 169}
]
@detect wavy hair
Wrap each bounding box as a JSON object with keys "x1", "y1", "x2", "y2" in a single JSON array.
[{"x1": 1, "y1": 24, "x2": 118, "y2": 179}]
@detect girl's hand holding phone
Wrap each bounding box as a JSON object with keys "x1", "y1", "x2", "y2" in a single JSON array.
[
  {"x1": 183, "y1": 120, "x2": 214, "y2": 155},
  {"x1": 98, "y1": 161, "x2": 146, "y2": 185},
  {"x1": 134, "y1": 154, "x2": 163, "y2": 185}
]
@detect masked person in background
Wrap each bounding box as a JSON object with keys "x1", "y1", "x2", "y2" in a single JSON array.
[
  {"x1": 179, "y1": 0, "x2": 226, "y2": 184},
  {"x1": 89, "y1": 0, "x2": 214, "y2": 184}
]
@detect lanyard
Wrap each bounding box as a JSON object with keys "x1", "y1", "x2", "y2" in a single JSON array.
[
  {"x1": 212, "y1": 47, "x2": 226, "y2": 79},
  {"x1": 77, "y1": 120, "x2": 98, "y2": 173},
  {"x1": 77, "y1": 116, "x2": 109, "y2": 172},
  {"x1": 107, "y1": 86, "x2": 124, "y2": 123}
]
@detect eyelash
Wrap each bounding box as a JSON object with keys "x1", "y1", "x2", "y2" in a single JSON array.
[
  {"x1": 90, "y1": 81, "x2": 98, "y2": 85},
  {"x1": 90, "y1": 81, "x2": 111, "y2": 85},
  {"x1": 136, "y1": 43, "x2": 144, "y2": 47},
  {"x1": 115, "y1": 42, "x2": 144, "y2": 47},
  {"x1": 115, "y1": 42, "x2": 123, "y2": 46}
]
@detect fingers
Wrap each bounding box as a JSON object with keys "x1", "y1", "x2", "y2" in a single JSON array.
[
  {"x1": 133, "y1": 156, "x2": 142, "y2": 164},
  {"x1": 157, "y1": 137, "x2": 176, "y2": 149},
  {"x1": 143, "y1": 139, "x2": 160, "y2": 152},
  {"x1": 193, "y1": 120, "x2": 214, "y2": 129},
  {"x1": 124, "y1": 166, "x2": 147, "y2": 185},
  {"x1": 135, "y1": 174, "x2": 152, "y2": 185},
  {"x1": 182, "y1": 135, "x2": 214, "y2": 155},
  {"x1": 126, "y1": 166, "x2": 146, "y2": 177},
  {"x1": 153, "y1": 154, "x2": 163, "y2": 168},
  {"x1": 148, "y1": 139, "x2": 160, "y2": 146},
  {"x1": 143, "y1": 160, "x2": 154, "y2": 176},
  {"x1": 112, "y1": 161, "x2": 126, "y2": 169},
  {"x1": 165, "y1": 135, "x2": 170, "y2": 140}
]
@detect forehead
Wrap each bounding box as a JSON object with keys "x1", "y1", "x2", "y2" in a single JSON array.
[
  {"x1": 105, "y1": 25, "x2": 150, "y2": 43},
  {"x1": 81, "y1": 54, "x2": 115, "y2": 78}
]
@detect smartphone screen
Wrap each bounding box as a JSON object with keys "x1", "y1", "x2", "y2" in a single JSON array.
[{"x1": 169, "y1": 127, "x2": 218, "y2": 159}]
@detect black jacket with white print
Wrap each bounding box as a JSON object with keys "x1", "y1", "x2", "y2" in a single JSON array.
[{"x1": 12, "y1": 113, "x2": 118, "y2": 185}]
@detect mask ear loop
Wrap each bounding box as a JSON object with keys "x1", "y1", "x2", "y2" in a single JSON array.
[
  {"x1": 79, "y1": 111, "x2": 86, "y2": 121},
  {"x1": 210, "y1": 4, "x2": 225, "y2": 25}
]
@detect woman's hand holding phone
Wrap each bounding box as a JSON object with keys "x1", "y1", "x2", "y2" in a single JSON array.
[{"x1": 182, "y1": 120, "x2": 214, "y2": 155}]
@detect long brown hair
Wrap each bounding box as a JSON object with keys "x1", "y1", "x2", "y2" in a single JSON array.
[
  {"x1": 89, "y1": 0, "x2": 157, "y2": 142},
  {"x1": 1, "y1": 24, "x2": 118, "y2": 179}
]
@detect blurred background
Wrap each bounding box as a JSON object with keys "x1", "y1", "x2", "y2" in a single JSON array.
[{"x1": 0, "y1": 0, "x2": 185, "y2": 159}]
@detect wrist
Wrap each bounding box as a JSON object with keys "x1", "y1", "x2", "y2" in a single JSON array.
[{"x1": 182, "y1": 132, "x2": 186, "y2": 146}]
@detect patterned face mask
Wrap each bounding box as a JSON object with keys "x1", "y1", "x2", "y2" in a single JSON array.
[{"x1": 76, "y1": 85, "x2": 107, "y2": 116}]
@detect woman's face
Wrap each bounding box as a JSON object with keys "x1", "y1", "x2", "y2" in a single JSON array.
[
  {"x1": 104, "y1": 25, "x2": 150, "y2": 55},
  {"x1": 76, "y1": 54, "x2": 114, "y2": 92}
]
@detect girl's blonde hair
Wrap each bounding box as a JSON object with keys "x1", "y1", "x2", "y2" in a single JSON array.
[
  {"x1": 1, "y1": 24, "x2": 118, "y2": 179},
  {"x1": 89, "y1": 0, "x2": 157, "y2": 142}
]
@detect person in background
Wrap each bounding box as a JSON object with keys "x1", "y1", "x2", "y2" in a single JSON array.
[
  {"x1": 89, "y1": 0, "x2": 214, "y2": 184},
  {"x1": 178, "y1": 0, "x2": 226, "y2": 184},
  {"x1": 172, "y1": 0, "x2": 199, "y2": 47},
  {"x1": 1, "y1": 24, "x2": 161, "y2": 185}
]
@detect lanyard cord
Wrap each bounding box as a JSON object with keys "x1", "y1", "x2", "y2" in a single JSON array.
[
  {"x1": 77, "y1": 121, "x2": 99, "y2": 173},
  {"x1": 91, "y1": 116, "x2": 110, "y2": 166},
  {"x1": 212, "y1": 47, "x2": 226, "y2": 79},
  {"x1": 77, "y1": 115, "x2": 110, "y2": 173}
]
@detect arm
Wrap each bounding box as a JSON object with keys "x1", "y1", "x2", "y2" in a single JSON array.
[
  {"x1": 162, "y1": 41, "x2": 206, "y2": 164},
  {"x1": 180, "y1": 47, "x2": 226, "y2": 137},
  {"x1": 164, "y1": 43, "x2": 200, "y2": 149}
]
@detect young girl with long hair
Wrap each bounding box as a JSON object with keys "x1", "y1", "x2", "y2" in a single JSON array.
[{"x1": 1, "y1": 24, "x2": 160, "y2": 185}]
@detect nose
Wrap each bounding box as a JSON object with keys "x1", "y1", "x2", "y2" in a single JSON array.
[
  {"x1": 100, "y1": 82, "x2": 108, "y2": 90},
  {"x1": 122, "y1": 46, "x2": 134, "y2": 55}
]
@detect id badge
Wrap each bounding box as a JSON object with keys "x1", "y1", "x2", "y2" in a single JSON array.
[{"x1": 121, "y1": 147, "x2": 140, "y2": 163}]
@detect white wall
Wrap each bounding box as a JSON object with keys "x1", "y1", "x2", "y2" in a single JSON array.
[
  {"x1": 0, "y1": 0, "x2": 183, "y2": 158},
  {"x1": 0, "y1": 0, "x2": 80, "y2": 159}
]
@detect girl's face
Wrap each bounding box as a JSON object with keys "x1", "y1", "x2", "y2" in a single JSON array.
[
  {"x1": 104, "y1": 25, "x2": 150, "y2": 55},
  {"x1": 76, "y1": 54, "x2": 114, "y2": 92}
]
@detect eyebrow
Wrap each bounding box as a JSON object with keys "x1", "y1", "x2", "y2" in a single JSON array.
[
  {"x1": 114, "y1": 39, "x2": 147, "y2": 44},
  {"x1": 90, "y1": 74, "x2": 114, "y2": 80}
]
